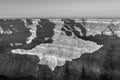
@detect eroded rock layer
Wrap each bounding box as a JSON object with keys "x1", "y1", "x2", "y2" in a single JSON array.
[{"x1": 0, "y1": 18, "x2": 120, "y2": 80}]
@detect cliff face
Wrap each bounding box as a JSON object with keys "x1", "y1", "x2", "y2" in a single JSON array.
[{"x1": 0, "y1": 18, "x2": 120, "y2": 80}]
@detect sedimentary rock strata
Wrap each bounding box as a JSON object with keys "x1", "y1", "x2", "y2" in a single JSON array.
[{"x1": 10, "y1": 19, "x2": 103, "y2": 71}]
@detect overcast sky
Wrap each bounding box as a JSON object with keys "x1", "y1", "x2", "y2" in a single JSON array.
[{"x1": 0, "y1": 0, "x2": 120, "y2": 18}]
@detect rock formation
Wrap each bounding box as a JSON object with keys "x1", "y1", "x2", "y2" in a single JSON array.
[{"x1": 0, "y1": 18, "x2": 119, "y2": 80}]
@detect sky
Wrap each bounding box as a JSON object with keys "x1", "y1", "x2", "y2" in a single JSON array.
[{"x1": 0, "y1": 0, "x2": 120, "y2": 18}]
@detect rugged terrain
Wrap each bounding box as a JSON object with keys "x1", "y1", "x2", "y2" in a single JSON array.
[{"x1": 0, "y1": 18, "x2": 120, "y2": 80}]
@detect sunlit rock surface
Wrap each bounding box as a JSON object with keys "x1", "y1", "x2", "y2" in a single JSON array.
[
  {"x1": 11, "y1": 19, "x2": 103, "y2": 71},
  {"x1": 0, "y1": 18, "x2": 120, "y2": 80}
]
